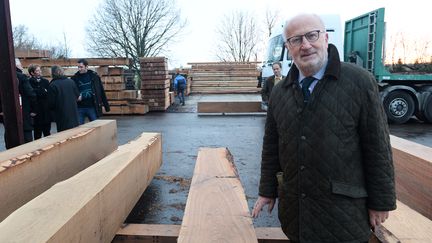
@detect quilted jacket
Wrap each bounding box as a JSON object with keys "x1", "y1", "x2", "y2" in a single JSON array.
[{"x1": 259, "y1": 44, "x2": 396, "y2": 242}]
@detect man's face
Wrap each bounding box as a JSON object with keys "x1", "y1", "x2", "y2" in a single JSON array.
[
  {"x1": 78, "y1": 63, "x2": 88, "y2": 74},
  {"x1": 33, "y1": 67, "x2": 42, "y2": 78},
  {"x1": 272, "y1": 64, "x2": 281, "y2": 77},
  {"x1": 285, "y1": 15, "x2": 328, "y2": 76}
]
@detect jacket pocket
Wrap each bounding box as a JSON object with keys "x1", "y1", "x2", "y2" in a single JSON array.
[{"x1": 331, "y1": 181, "x2": 368, "y2": 198}]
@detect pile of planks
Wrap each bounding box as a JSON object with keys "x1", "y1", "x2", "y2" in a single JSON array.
[
  {"x1": 19, "y1": 57, "x2": 149, "y2": 115},
  {"x1": 140, "y1": 57, "x2": 173, "y2": 111},
  {"x1": 188, "y1": 62, "x2": 261, "y2": 94}
]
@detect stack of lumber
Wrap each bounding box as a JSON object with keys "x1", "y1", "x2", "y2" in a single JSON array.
[
  {"x1": 0, "y1": 132, "x2": 162, "y2": 242},
  {"x1": 188, "y1": 62, "x2": 261, "y2": 94},
  {"x1": 19, "y1": 57, "x2": 148, "y2": 115},
  {"x1": 140, "y1": 57, "x2": 171, "y2": 111}
]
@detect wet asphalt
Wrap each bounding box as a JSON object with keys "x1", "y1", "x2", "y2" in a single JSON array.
[{"x1": 1, "y1": 94, "x2": 431, "y2": 227}]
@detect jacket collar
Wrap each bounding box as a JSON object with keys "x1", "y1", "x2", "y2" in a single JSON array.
[{"x1": 282, "y1": 43, "x2": 341, "y2": 88}]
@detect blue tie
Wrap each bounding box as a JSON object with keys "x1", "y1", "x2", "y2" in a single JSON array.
[{"x1": 301, "y1": 77, "x2": 315, "y2": 102}]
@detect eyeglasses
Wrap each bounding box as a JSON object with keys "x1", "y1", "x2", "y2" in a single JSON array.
[{"x1": 286, "y1": 30, "x2": 322, "y2": 47}]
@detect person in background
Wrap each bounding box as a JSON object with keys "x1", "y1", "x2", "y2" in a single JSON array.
[
  {"x1": 48, "y1": 66, "x2": 79, "y2": 132},
  {"x1": 71, "y1": 59, "x2": 110, "y2": 124},
  {"x1": 16, "y1": 58, "x2": 37, "y2": 143},
  {"x1": 252, "y1": 13, "x2": 396, "y2": 243},
  {"x1": 256, "y1": 66, "x2": 263, "y2": 88},
  {"x1": 261, "y1": 62, "x2": 284, "y2": 111},
  {"x1": 174, "y1": 69, "x2": 187, "y2": 106},
  {"x1": 28, "y1": 64, "x2": 51, "y2": 139}
]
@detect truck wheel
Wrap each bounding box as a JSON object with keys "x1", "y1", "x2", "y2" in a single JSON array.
[
  {"x1": 423, "y1": 95, "x2": 432, "y2": 123},
  {"x1": 383, "y1": 91, "x2": 415, "y2": 124}
]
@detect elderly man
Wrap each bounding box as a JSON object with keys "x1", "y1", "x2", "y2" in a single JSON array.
[
  {"x1": 48, "y1": 66, "x2": 80, "y2": 132},
  {"x1": 252, "y1": 14, "x2": 396, "y2": 243}
]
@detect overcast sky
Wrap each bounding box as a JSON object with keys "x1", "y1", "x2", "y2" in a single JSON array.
[{"x1": 9, "y1": 0, "x2": 431, "y2": 68}]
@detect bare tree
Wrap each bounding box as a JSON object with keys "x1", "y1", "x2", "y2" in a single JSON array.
[
  {"x1": 47, "y1": 32, "x2": 71, "y2": 58},
  {"x1": 215, "y1": 10, "x2": 260, "y2": 62},
  {"x1": 86, "y1": 0, "x2": 186, "y2": 71},
  {"x1": 264, "y1": 8, "x2": 280, "y2": 37},
  {"x1": 13, "y1": 25, "x2": 40, "y2": 50}
]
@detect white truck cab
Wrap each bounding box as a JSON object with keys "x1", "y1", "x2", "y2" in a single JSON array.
[{"x1": 261, "y1": 14, "x2": 344, "y2": 80}]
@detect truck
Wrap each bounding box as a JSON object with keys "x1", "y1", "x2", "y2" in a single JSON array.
[{"x1": 261, "y1": 8, "x2": 432, "y2": 124}]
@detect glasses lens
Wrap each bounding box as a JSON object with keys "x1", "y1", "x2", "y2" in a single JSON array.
[
  {"x1": 289, "y1": 37, "x2": 302, "y2": 46},
  {"x1": 305, "y1": 31, "x2": 319, "y2": 42}
]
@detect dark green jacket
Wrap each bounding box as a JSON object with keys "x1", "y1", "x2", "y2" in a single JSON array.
[{"x1": 259, "y1": 44, "x2": 396, "y2": 242}]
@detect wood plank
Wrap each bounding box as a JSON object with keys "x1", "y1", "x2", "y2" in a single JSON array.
[
  {"x1": 198, "y1": 101, "x2": 263, "y2": 113},
  {"x1": 390, "y1": 135, "x2": 432, "y2": 220},
  {"x1": 114, "y1": 225, "x2": 290, "y2": 243},
  {"x1": 0, "y1": 120, "x2": 117, "y2": 222},
  {"x1": 104, "y1": 83, "x2": 126, "y2": 91},
  {"x1": 15, "y1": 49, "x2": 51, "y2": 58},
  {"x1": 101, "y1": 75, "x2": 124, "y2": 84},
  {"x1": 178, "y1": 148, "x2": 258, "y2": 243},
  {"x1": 20, "y1": 57, "x2": 131, "y2": 68},
  {"x1": 378, "y1": 200, "x2": 432, "y2": 243},
  {"x1": 0, "y1": 132, "x2": 162, "y2": 243},
  {"x1": 106, "y1": 90, "x2": 138, "y2": 100}
]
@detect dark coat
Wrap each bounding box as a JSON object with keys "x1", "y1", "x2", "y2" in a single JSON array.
[
  {"x1": 29, "y1": 77, "x2": 51, "y2": 125},
  {"x1": 48, "y1": 76, "x2": 80, "y2": 132},
  {"x1": 72, "y1": 70, "x2": 110, "y2": 117},
  {"x1": 259, "y1": 44, "x2": 396, "y2": 242},
  {"x1": 261, "y1": 75, "x2": 285, "y2": 103},
  {"x1": 17, "y1": 68, "x2": 37, "y2": 131}
]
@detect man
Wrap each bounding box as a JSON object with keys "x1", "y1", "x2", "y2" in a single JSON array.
[
  {"x1": 16, "y1": 59, "x2": 37, "y2": 143},
  {"x1": 252, "y1": 14, "x2": 396, "y2": 243},
  {"x1": 261, "y1": 62, "x2": 284, "y2": 111},
  {"x1": 71, "y1": 59, "x2": 110, "y2": 124},
  {"x1": 48, "y1": 66, "x2": 80, "y2": 132},
  {"x1": 28, "y1": 64, "x2": 51, "y2": 139},
  {"x1": 174, "y1": 69, "x2": 187, "y2": 106}
]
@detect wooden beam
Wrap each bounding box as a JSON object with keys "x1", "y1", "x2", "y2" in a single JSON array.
[
  {"x1": 198, "y1": 101, "x2": 263, "y2": 113},
  {"x1": 178, "y1": 148, "x2": 258, "y2": 243},
  {"x1": 378, "y1": 200, "x2": 432, "y2": 242},
  {"x1": 0, "y1": 120, "x2": 117, "y2": 222},
  {"x1": 114, "y1": 225, "x2": 290, "y2": 243},
  {"x1": 0, "y1": 132, "x2": 162, "y2": 243},
  {"x1": 20, "y1": 57, "x2": 131, "y2": 67},
  {"x1": 390, "y1": 135, "x2": 432, "y2": 220}
]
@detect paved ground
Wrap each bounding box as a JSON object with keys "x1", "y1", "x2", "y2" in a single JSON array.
[{"x1": 1, "y1": 93, "x2": 432, "y2": 227}]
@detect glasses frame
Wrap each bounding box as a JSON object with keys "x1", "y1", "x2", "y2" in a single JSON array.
[{"x1": 286, "y1": 30, "x2": 322, "y2": 47}]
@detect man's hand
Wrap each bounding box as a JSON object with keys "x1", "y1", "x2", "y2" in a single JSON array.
[
  {"x1": 369, "y1": 209, "x2": 389, "y2": 230},
  {"x1": 252, "y1": 196, "x2": 275, "y2": 218}
]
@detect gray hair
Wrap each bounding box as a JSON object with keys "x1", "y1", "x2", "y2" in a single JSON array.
[
  {"x1": 282, "y1": 13, "x2": 325, "y2": 41},
  {"x1": 51, "y1": 65, "x2": 65, "y2": 79}
]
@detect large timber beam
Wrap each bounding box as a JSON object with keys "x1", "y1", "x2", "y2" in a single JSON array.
[
  {"x1": 197, "y1": 101, "x2": 264, "y2": 114},
  {"x1": 19, "y1": 57, "x2": 131, "y2": 67},
  {"x1": 0, "y1": 132, "x2": 162, "y2": 243},
  {"x1": 0, "y1": 119, "x2": 117, "y2": 222},
  {"x1": 390, "y1": 135, "x2": 432, "y2": 220},
  {"x1": 374, "y1": 200, "x2": 432, "y2": 242},
  {"x1": 114, "y1": 224, "x2": 289, "y2": 243},
  {"x1": 177, "y1": 147, "x2": 258, "y2": 243}
]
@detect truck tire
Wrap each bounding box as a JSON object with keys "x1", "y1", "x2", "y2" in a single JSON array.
[
  {"x1": 383, "y1": 91, "x2": 415, "y2": 124},
  {"x1": 423, "y1": 95, "x2": 432, "y2": 123}
]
